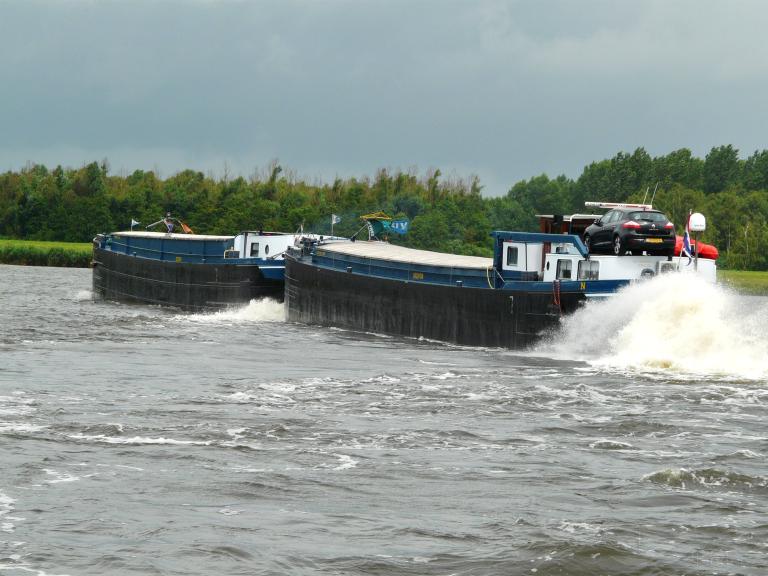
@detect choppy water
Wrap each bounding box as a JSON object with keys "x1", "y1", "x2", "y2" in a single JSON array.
[{"x1": 1, "y1": 264, "x2": 767, "y2": 576}]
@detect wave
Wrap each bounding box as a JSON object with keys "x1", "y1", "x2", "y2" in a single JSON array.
[
  {"x1": 42, "y1": 468, "x2": 81, "y2": 484},
  {"x1": 183, "y1": 298, "x2": 285, "y2": 324},
  {"x1": 644, "y1": 467, "x2": 768, "y2": 492},
  {"x1": 0, "y1": 489, "x2": 17, "y2": 534},
  {"x1": 73, "y1": 289, "x2": 93, "y2": 302},
  {"x1": 68, "y1": 433, "x2": 210, "y2": 446},
  {"x1": 0, "y1": 423, "x2": 47, "y2": 434},
  {"x1": 332, "y1": 454, "x2": 358, "y2": 470},
  {"x1": 537, "y1": 273, "x2": 768, "y2": 379}
]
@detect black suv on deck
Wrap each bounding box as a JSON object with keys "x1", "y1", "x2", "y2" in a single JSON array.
[{"x1": 583, "y1": 208, "x2": 675, "y2": 256}]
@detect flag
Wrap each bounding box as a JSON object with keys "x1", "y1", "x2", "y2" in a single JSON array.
[
  {"x1": 390, "y1": 219, "x2": 410, "y2": 234},
  {"x1": 682, "y1": 230, "x2": 692, "y2": 258},
  {"x1": 331, "y1": 214, "x2": 342, "y2": 225},
  {"x1": 130, "y1": 218, "x2": 140, "y2": 229},
  {"x1": 179, "y1": 221, "x2": 194, "y2": 234},
  {"x1": 680, "y1": 213, "x2": 693, "y2": 265}
]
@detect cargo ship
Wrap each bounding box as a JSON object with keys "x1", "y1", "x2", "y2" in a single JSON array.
[
  {"x1": 92, "y1": 229, "x2": 300, "y2": 310},
  {"x1": 284, "y1": 207, "x2": 717, "y2": 348}
]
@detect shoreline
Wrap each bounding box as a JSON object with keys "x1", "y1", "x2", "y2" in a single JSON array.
[
  {"x1": 2, "y1": 239, "x2": 767, "y2": 295},
  {"x1": 0, "y1": 239, "x2": 91, "y2": 268}
]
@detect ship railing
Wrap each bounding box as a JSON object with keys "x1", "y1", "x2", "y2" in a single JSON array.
[
  {"x1": 102, "y1": 236, "x2": 228, "y2": 261},
  {"x1": 484, "y1": 266, "x2": 508, "y2": 289}
]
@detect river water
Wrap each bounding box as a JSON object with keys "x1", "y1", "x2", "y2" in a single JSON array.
[{"x1": 1, "y1": 264, "x2": 767, "y2": 576}]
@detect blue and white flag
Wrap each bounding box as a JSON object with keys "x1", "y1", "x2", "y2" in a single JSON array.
[
  {"x1": 390, "y1": 219, "x2": 410, "y2": 234},
  {"x1": 682, "y1": 230, "x2": 692, "y2": 258},
  {"x1": 130, "y1": 218, "x2": 140, "y2": 230},
  {"x1": 331, "y1": 214, "x2": 342, "y2": 225},
  {"x1": 681, "y1": 215, "x2": 693, "y2": 265}
]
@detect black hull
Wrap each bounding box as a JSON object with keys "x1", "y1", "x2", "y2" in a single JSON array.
[
  {"x1": 92, "y1": 248, "x2": 283, "y2": 311},
  {"x1": 285, "y1": 255, "x2": 586, "y2": 349}
]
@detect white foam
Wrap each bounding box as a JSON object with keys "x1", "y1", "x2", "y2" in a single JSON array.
[
  {"x1": 184, "y1": 298, "x2": 285, "y2": 324},
  {"x1": 0, "y1": 395, "x2": 35, "y2": 404},
  {"x1": 114, "y1": 464, "x2": 145, "y2": 471},
  {"x1": 42, "y1": 469, "x2": 80, "y2": 484},
  {"x1": 258, "y1": 382, "x2": 296, "y2": 393},
  {"x1": 537, "y1": 273, "x2": 768, "y2": 379},
  {"x1": 465, "y1": 392, "x2": 493, "y2": 400},
  {"x1": 589, "y1": 439, "x2": 635, "y2": 450},
  {"x1": 68, "y1": 433, "x2": 210, "y2": 446},
  {"x1": 333, "y1": 454, "x2": 358, "y2": 470},
  {"x1": 226, "y1": 427, "x2": 248, "y2": 439},
  {"x1": 431, "y1": 371, "x2": 462, "y2": 381},
  {"x1": 223, "y1": 392, "x2": 257, "y2": 403},
  {"x1": 0, "y1": 491, "x2": 69, "y2": 575},
  {"x1": 557, "y1": 520, "x2": 602, "y2": 534},
  {"x1": 731, "y1": 449, "x2": 763, "y2": 459},
  {"x1": 73, "y1": 290, "x2": 93, "y2": 302},
  {"x1": 0, "y1": 423, "x2": 46, "y2": 433},
  {"x1": 0, "y1": 490, "x2": 17, "y2": 533},
  {"x1": 0, "y1": 568, "x2": 72, "y2": 576},
  {"x1": 362, "y1": 374, "x2": 401, "y2": 384}
]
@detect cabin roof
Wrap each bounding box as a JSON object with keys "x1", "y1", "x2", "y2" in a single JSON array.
[{"x1": 319, "y1": 241, "x2": 493, "y2": 269}]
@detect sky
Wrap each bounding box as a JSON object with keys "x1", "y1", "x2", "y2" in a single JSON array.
[{"x1": 1, "y1": 0, "x2": 767, "y2": 196}]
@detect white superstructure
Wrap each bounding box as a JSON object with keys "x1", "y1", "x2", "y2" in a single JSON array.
[{"x1": 232, "y1": 232, "x2": 299, "y2": 260}]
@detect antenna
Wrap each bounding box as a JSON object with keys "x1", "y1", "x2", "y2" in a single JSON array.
[
  {"x1": 649, "y1": 182, "x2": 659, "y2": 206},
  {"x1": 641, "y1": 186, "x2": 650, "y2": 206}
]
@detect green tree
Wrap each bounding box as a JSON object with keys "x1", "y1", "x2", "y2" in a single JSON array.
[
  {"x1": 743, "y1": 150, "x2": 768, "y2": 191},
  {"x1": 703, "y1": 145, "x2": 741, "y2": 193}
]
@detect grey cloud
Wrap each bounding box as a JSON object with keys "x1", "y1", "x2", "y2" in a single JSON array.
[{"x1": 1, "y1": 0, "x2": 767, "y2": 195}]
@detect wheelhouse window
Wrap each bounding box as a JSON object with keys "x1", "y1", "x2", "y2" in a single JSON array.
[
  {"x1": 556, "y1": 259, "x2": 572, "y2": 279},
  {"x1": 250, "y1": 243, "x2": 259, "y2": 257},
  {"x1": 578, "y1": 260, "x2": 599, "y2": 280},
  {"x1": 506, "y1": 246, "x2": 519, "y2": 266}
]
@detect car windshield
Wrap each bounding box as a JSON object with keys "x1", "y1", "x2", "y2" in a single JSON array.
[{"x1": 629, "y1": 211, "x2": 667, "y2": 222}]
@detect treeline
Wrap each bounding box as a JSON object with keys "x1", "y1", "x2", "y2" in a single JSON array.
[
  {"x1": 507, "y1": 145, "x2": 768, "y2": 269},
  {"x1": 1, "y1": 145, "x2": 767, "y2": 269}
]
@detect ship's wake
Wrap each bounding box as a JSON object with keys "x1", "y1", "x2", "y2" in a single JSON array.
[
  {"x1": 535, "y1": 273, "x2": 768, "y2": 380},
  {"x1": 184, "y1": 298, "x2": 285, "y2": 324}
]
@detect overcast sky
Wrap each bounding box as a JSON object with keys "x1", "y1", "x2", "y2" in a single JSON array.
[{"x1": 1, "y1": 0, "x2": 767, "y2": 195}]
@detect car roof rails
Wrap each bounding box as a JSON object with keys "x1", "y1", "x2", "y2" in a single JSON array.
[{"x1": 584, "y1": 202, "x2": 653, "y2": 210}]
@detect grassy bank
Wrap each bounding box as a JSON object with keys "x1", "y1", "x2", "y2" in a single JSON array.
[
  {"x1": 718, "y1": 270, "x2": 768, "y2": 295},
  {"x1": 2, "y1": 238, "x2": 768, "y2": 293},
  {"x1": 0, "y1": 239, "x2": 92, "y2": 268}
]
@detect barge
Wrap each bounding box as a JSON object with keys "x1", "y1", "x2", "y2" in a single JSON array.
[
  {"x1": 92, "y1": 230, "x2": 300, "y2": 310},
  {"x1": 284, "y1": 213, "x2": 716, "y2": 348}
]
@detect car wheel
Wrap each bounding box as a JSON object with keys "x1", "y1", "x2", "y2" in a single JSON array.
[
  {"x1": 584, "y1": 234, "x2": 592, "y2": 253},
  {"x1": 612, "y1": 235, "x2": 625, "y2": 256}
]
